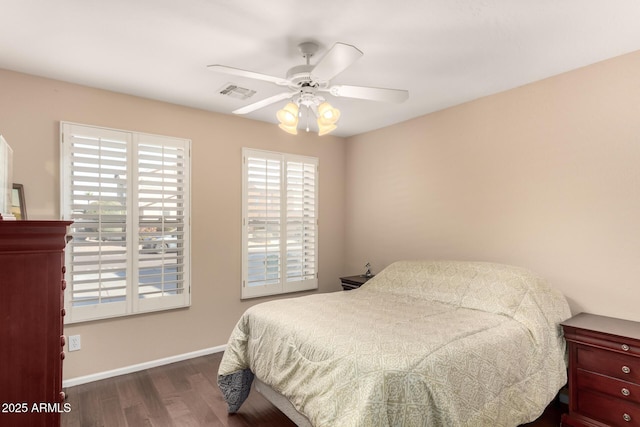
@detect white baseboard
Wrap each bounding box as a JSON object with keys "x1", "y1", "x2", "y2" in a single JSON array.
[{"x1": 62, "y1": 344, "x2": 227, "y2": 388}]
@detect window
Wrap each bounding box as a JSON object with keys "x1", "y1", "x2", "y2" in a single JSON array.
[
  {"x1": 60, "y1": 122, "x2": 191, "y2": 323},
  {"x1": 242, "y1": 148, "x2": 318, "y2": 299}
]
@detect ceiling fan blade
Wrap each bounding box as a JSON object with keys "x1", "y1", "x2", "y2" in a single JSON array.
[
  {"x1": 310, "y1": 43, "x2": 363, "y2": 82},
  {"x1": 207, "y1": 65, "x2": 289, "y2": 86},
  {"x1": 232, "y1": 91, "x2": 298, "y2": 115},
  {"x1": 325, "y1": 85, "x2": 409, "y2": 103}
]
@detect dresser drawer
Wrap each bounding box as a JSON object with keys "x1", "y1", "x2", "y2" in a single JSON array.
[
  {"x1": 568, "y1": 327, "x2": 640, "y2": 357},
  {"x1": 577, "y1": 388, "x2": 640, "y2": 426},
  {"x1": 577, "y1": 345, "x2": 640, "y2": 383},
  {"x1": 577, "y1": 369, "x2": 640, "y2": 405}
]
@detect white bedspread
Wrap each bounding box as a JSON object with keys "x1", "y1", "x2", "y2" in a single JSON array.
[{"x1": 219, "y1": 260, "x2": 571, "y2": 426}]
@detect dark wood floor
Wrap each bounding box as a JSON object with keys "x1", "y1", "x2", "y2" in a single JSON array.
[{"x1": 62, "y1": 352, "x2": 567, "y2": 426}]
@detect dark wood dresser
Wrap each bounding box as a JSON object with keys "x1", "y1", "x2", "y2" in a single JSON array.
[
  {"x1": 561, "y1": 313, "x2": 640, "y2": 427},
  {"x1": 0, "y1": 220, "x2": 72, "y2": 427}
]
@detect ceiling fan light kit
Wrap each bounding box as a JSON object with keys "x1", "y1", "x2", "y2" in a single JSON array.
[
  {"x1": 208, "y1": 41, "x2": 409, "y2": 136},
  {"x1": 316, "y1": 101, "x2": 340, "y2": 136},
  {"x1": 317, "y1": 102, "x2": 340, "y2": 124},
  {"x1": 276, "y1": 102, "x2": 299, "y2": 126},
  {"x1": 278, "y1": 122, "x2": 299, "y2": 135},
  {"x1": 317, "y1": 123, "x2": 337, "y2": 137},
  {"x1": 277, "y1": 102, "x2": 300, "y2": 135}
]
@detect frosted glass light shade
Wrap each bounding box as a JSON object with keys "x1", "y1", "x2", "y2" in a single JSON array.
[
  {"x1": 317, "y1": 102, "x2": 340, "y2": 125},
  {"x1": 276, "y1": 102, "x2": 299, "y2": 127},
  {"x1": 317, "y1": 122, "x2": 337, "y2": 136},
  {"x1": 279, "y1": 123, "x2": 298, "y2": 135}
]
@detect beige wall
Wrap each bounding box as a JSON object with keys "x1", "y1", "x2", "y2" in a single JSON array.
[
  {"x1": 345, "y1": 50, "x2": 640, "y2": 322},
  {"x1": 0, "y1": 69, "x2": 347, "y2": 379}
]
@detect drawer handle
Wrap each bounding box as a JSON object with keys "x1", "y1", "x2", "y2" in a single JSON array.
[
  {"x1": 623, "y1": 413, "x2": 631, "y2": 422},
  {"x1": 622, "y1": 388, "x2": 630, "y2": 396},
  {"x1": 621, "y1": 344, "x2": 630, "y2": 351},
  {"x1": 622, "y1": 365, "x2": 631, "y2": 374}
]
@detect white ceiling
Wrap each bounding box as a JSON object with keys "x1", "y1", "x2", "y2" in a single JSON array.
[{"x1": 2, "y1": 0, "x2": 640, "y2": 137}]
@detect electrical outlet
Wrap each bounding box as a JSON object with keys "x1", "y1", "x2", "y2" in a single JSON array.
[{"x1": 68, "y1": 335, "x2": 81, "y2": 352}]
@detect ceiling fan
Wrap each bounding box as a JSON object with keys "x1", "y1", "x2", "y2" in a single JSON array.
[{"x1": 208, "y1": 41, "x2": 409, "y2": 135}]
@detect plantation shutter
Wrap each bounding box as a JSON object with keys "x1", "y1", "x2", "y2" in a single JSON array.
[
  {"x1": 285, "y1": 158, "x2": 317, "y2": 289},
  {"x1": 243, "y1": 151, "x2": 282, "y2": 298},
  {"x1": 61, "y1": 124, "x2": 130, "y2": 320},
  {"x1": 242, "y1": 148, "x2": 318, "y2": 299},
  {"x1": 135, "y1": 135, "x2": 190, "y2": 313},
  {"x1": 61, "y1": 122, "x2": 191, "y2": 323}
]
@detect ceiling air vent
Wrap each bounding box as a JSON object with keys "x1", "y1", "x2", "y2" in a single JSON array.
[{"x1": 218, "y1": 83, "x2": 256, "y2": 100}]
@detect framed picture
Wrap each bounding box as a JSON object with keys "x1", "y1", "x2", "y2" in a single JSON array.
[{"x1": 12, "y1": 183, "x2": 27, "y2": 220}]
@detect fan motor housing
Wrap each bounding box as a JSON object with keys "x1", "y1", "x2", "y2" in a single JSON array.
[{"x1": 286, "y1": 64, "x2": 316, "y2": 87}]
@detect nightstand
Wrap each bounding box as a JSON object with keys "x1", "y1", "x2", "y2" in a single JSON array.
[
  {"x1": 561, "y1": 313, "x2": 640, "y2": 427},
  {"x1": 339, "y1": 275, "x2": 374, "y2": 291}
]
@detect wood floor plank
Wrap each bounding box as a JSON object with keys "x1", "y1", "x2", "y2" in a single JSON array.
[
  {"x1": 132, "y1": 372, "x2": 174, "y2": 427},
  {"x1": 123, "y1": 402, "x2": 153, "y2": 427},
  {"x1": 61, "y1": 385, "x2": 81, "y2": 427},
  {"x1": 62, "y1": 352, "x2": 566, "y2": 427},
  {"x1": 115, "y1": 374, "x2": 144, "y2": 409},
  {"x1": 99, "y1": 396, "x2": 128, "y2": 427},
  {"x1": 148, "y1": 369, "x2": 202, "y2": 425},
  {"x1": 179, "y1": 389, "x2": 225, "y2": 427},
  {"x1": 148, "y1": 368, "x2": 177, "y2": 397},
  {"x1": 77, "y1": 382, "x2": 104, "y2": 427}
]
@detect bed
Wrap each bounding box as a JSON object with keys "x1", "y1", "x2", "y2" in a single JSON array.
[{"x1": 218, "y1": 260, "x2": 571, "y2": 426}]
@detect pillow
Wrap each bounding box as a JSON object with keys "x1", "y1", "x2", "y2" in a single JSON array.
[
  {"x1": 364, "y1": 260, "x2": 557, "y2": 318},
  {"x1": 458, "y1": 262, "x2": 533, "y2": 317},
  {"x1": 362, "y1": 260, "x2": 571, "y2": 345},
  {"x1": 363, "y1": 260, "x2": 475, "y2": 305}
]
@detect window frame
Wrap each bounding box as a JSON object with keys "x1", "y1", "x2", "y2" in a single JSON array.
[
  {"x1": 60, "y1": 122, "x2": 191, "y2": 323},
  {"x1": 241, "y1": 148, "x2": 319, "y2": 299}
]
